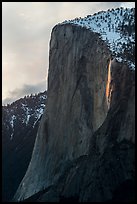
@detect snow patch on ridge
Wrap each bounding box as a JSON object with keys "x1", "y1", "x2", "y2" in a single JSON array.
[{"x1": 60, "y1": 8, "x2": 135, "y2": 69}]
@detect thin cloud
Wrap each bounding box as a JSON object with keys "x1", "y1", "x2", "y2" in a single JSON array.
[{"x1": 2, "y1": 81, "x2": 46, "y2": 105}]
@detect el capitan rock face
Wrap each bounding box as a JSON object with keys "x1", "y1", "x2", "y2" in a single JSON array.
[
  {"x1": 19, "y1": 59, "x2": 135, "y2": 203},
  {"x1": 14, "y1": 24, "x2": 111, "y2": 201},
  {"x1": 14, "y1": 8, "x2": 135, "y2": 202}
]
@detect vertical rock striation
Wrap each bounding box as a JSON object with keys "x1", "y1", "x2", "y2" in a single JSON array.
[
  {"x1": 28, "y1": 59, "x2": 134, "y2": 202},
  {"x1": 14, "y1": 17, "x2": 135, "y2": 201},
  {"x1": 14, "y1": 24, "x2": 112, "y2": 201}
]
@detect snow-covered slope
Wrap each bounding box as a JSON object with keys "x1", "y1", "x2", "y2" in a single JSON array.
[
  {"x1": 2, "y1": 91, "x2": 47, "y2": 201},
  {"x1": 60, "y1": 7, "x2": 135, "y2": 69},
  {"x1": 2, "y1": 91, "x2": 47, "y2": 141}
]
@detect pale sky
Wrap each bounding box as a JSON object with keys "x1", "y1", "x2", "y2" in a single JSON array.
[{"x1": 2, "y1": 2, "x2": 135, "y2": 104}]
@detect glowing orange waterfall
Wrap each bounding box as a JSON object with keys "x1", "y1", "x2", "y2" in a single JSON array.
[{"x1": 106, "y1": 59, "x2": 112, "y2": 109}]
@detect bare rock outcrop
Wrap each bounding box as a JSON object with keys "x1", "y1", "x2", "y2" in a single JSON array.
[
  {"x1": 14, "y1": 23, "x2": 135, "y2": 202},
  {"x1": 14, "y1": 24, "x2": 111, "y2": 201}
]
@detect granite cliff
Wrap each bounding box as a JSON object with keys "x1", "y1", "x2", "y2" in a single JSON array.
[{"x1": 14, "y1": 8, "x2": 135, "y2": 202}]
